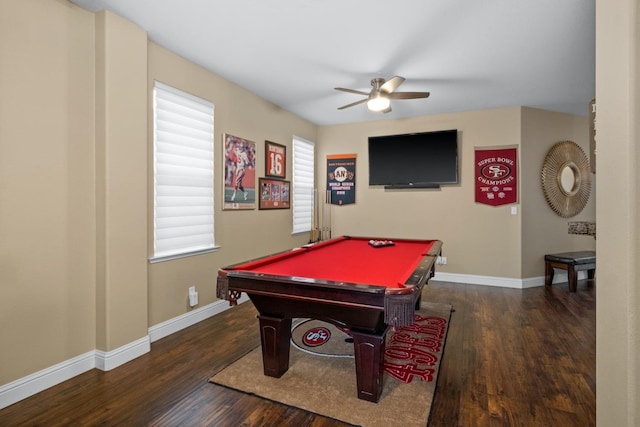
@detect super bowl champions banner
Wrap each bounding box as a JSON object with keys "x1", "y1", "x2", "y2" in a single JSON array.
[
  {"x1": 327, "y1": 154, "x2": 356, "y2": 206},
  {"x1": 475, "y1": 146, "x2": 518, "y2": 206}
]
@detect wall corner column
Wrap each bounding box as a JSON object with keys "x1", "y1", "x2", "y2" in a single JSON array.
[{"x1": 95, "y1": 10, "x2": 149, "y2": 360}]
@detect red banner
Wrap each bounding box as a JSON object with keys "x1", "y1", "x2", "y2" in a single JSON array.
[{"x1": 475, "y1": 147, "x2": 518, "y2": 206}]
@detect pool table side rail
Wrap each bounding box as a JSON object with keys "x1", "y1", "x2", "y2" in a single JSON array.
[
  {"x1": 218, "y1": 236, "x2": 439, "y2": 273},
  {"x1": 217, "y1": 269, "x2": 389, "y2": 308},
  {"x1": 216, "y1": 239, "x2": 442, "y2": 328},
  {"x1": 217, "y1": 238, "x2": 441, "y2": 300},
  {"x1": 383, "y1": 240, "x2": 441, "y2": 326}
]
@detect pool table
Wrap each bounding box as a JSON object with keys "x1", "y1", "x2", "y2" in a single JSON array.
[{"x1": 217, "y1": 235, "x2": 442, "y2": 402}]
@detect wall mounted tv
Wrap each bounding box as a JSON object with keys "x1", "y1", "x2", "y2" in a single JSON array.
[{"x1": 368, "y1": 129, "x2": 458, "y2": 189}]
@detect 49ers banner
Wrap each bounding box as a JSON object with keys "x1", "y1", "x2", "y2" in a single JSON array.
[{"x1": 475, "y1": 146, "x2": 518, "y2": 206}]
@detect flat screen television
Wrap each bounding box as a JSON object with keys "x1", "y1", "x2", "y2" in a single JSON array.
[{"x1": 368, "y1": 129, "x2": 458, "y2": 189}]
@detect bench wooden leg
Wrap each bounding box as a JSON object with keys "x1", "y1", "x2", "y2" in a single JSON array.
[
  {"x1": 544, "y1": 261, "x2": 554, "y2": 286},
  {"x1": 545, "y1": 252, "x2": 595, "y2": 292},
  {"x1": 567, "y1": 267, "x2": 578, "y2": 292}
]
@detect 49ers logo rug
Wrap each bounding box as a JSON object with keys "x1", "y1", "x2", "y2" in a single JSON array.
[
  {"x1": 302, "y1": 327, "x2": 331, "y2": 347},
  {"x1": 291, "y1": 319, "x2": 353, "y2": 357},
  {"x1": 290, "y1": 303, "x2": 451, "y2": 384}
]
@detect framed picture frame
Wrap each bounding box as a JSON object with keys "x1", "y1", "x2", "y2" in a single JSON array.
[
  {"x1": 223, "y1": 133, "x2": 256, "y2": 210},
  {"x1": 589, "y1": 99, "x2": 596, "y2": 173},
  {"x1": 265, "y1": 140, "x2": 286, "y2": 179},
  {"x1": 259, "y1": 178, "x2": 290, "y2": 210}
]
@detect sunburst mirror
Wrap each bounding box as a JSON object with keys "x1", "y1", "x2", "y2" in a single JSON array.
[{"x1": 541, "y1": 141, "x2": 592, "y2": 218}]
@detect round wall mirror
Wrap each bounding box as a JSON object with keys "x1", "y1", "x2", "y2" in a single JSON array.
[
  {"x1": 541, "y1": 141, "x2": 592, "y2": 218},
  {"x1": 559, "y1": 162, "x2": 580, "y2": 195}
]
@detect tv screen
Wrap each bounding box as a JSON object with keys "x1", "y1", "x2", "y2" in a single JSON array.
[{"x1": 368, "y1": 129, "x2": 458, "y2": 188}]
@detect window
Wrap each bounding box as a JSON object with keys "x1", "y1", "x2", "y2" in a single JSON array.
[
  {"x1": 151, "y1": 81, "x2": 215, "y2": 262},
  {"x1": 292, "y1": 136, "x2": 315, "y2": 234}
]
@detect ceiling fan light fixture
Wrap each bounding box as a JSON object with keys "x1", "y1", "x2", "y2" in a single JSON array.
[
  {"x1": 336, "y1": 76, "x2": 428, "y2": 112},
  {"x1": 367, "y1": 93, "x2": 390, "y2": 112}
]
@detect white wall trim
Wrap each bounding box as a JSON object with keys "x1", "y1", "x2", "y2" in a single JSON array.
[
  {"x1": 2, "y1": 271, "x2": 587, "y2": 411},
  {"x1": 0, "y1": 350, "x2": 95, "y2": 410},
  {"x1": 434, "y1": 270, "x2": 587, "y2": 289},
  {"x1": 434, "y1": 272, "x2": 531, "y2": 288},
  {"x1": 0, "y1": 270, "x2": 587, "y2": 411},
  {"x1": 95, "y1": 336, "x2": 151, "y2": 371},
  {"x1": 148, "y1": 294, "x2": 249, "y2": 343},
  {"x1": 0, "y1": 296, "x2": 248, "y2": 410}
]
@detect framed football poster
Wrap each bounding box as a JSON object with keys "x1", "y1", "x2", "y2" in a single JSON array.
[
  {"x1": 265, "y1": 140, "x2": 286, "y2": 179},
  {"x1": 259, "y1": 178, "x2": 290, "y2": 209},
  {"x1": 223, "y1": 133, "x2": 256, "y2": 210}
]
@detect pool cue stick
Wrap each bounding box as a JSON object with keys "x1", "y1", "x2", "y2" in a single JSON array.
[
  {"x1": 324, "y1": 190, "x2": 332, "y2": 240},
  {"x1": 311, "y1": 188, "x2": 318, "y2": 242}
]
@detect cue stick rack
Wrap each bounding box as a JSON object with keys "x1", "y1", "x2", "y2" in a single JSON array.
[
  {"x1": 321, "y1": 190, "x2": 332, "y2": 241},
  {"x1": 309, "y1": 189, "x2": 332, "y2": 243}
]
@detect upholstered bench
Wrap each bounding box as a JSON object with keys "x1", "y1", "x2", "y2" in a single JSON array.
[{"x1": 544, "y1": 251, "x2": 596, "y2": 292}]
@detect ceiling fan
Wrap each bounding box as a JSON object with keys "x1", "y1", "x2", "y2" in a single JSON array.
[{"x1": 335, "y1": 76, "x2": 430, "y2": 113}]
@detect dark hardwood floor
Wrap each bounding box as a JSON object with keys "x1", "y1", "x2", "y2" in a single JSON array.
[{"x1": 0, "y1": 280, "x2": 595, "y2": 426}]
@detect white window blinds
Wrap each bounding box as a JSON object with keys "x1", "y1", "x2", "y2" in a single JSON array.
[
  {"x1": 292, "y1": 137, "x2": 315, "y2": 234},
  {"x1": 152, "y1": 81, "x2": 215, "y2": 260}
]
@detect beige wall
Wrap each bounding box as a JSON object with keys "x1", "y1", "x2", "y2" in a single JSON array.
[
  {"x1": 596, "y1": 0, "x2": 639, "y2": 424},
  {"x1": 0, "y1": 0, "x2": 317, "y2": 387},
  {"x1": 520, "y1": 107, "x2": 595, "y2": 278},
  {"x1": 317, "y1": 107, "x2": 594, "y2": 281},
  {"x1": 0, "y1": 0, "x2": 96, "y2": 383},
  {"x1": 146, "y1": 43, "x2": 317, "y2": 325},
  {"x1": 318, "y1": 109, "x2": 522, "y2": 279},
  {"x1": 94, "y1": 10, "x2": 149, "y2": 353}
]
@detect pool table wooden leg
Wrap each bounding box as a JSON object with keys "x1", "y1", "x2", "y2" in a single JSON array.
[
  {"x1": 257, "y1": 314, "x2": 292, "y2": 378},
  {"x1": 350, "y1": 328, "x2": 388, "y2": 403}
]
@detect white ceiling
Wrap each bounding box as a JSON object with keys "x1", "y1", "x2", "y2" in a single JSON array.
[{"x1": 70, "y1": 0, "x2": 595, "y2": 126}]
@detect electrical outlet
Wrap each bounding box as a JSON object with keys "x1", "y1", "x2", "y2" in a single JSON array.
[
  {"x1": 436, "y1": 256, "x2": 447, "y2": 265},
  {"x1": 188, "y1": 286, "x2": 198, "y2": 307}
]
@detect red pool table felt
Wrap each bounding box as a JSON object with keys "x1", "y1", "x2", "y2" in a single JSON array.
[{"x1": 230, "y1": 236, "x2": 436, "y2": 289}]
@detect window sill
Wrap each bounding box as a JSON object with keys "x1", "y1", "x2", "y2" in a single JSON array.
[{"x1": 148, "y1": 246, "x2": 220, "y2": 264}]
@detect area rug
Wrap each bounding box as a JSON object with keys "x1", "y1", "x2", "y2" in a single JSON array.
[
  {"x1": 291, "y1": 318, "x2": 355, "y2": 357},
  {"x1": 210, "y1": 302, "x2": 452, "y2": 427}
]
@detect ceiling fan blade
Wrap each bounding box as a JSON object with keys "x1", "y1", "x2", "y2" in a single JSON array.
[
  {"x1": 335, "y1": 87, "x2": 370, "y2": 96},
  {"x1": 388, "y1": 91, "x2": 430, "y2": 99},
  {"x1": 380, "y1": 76, "x2": 405, "y2": 93},
  {"x1": 337, "y1": 98, "x2": 367, "y2": 110}
]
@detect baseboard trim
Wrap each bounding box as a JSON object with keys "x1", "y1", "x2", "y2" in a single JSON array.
[
  {"x1": 433, "y1": 270, "x2": 587, "y2": 289},
  {"x1": 148, "y1": 294, "x2": 249, "y2": 343},
  {"x1": 4, "y1": 270, "x2": 585, "y2": 411},
  {"x1": 0, "y1": 296, "x2": 248, "y2": 410},
  {"x1": 0, "y1": 350, "x2": 95, "y2": 410},
  {"x1": 434, "y1": 272, "x2": 541, "y2": 288},
  {"x1": 0, "y1": 270, "x2": 584, "y2": 411},
  {"x1": 95, "y1": 336, "x2": 151, "y2": 371}
]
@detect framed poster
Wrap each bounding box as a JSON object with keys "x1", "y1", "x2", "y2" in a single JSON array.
[
  {"x1": 223, "y1": 133, "x2": 256, "y2": 210},
  {"x1": 589, "y1": 99, "x2": 596, "y2": 173},
  {"x1": 265, "y1": 140, "x2": 286, "y2": 179},
  {"x1": 259, "y1": 178, "x2": 290, "y2": 210}
]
